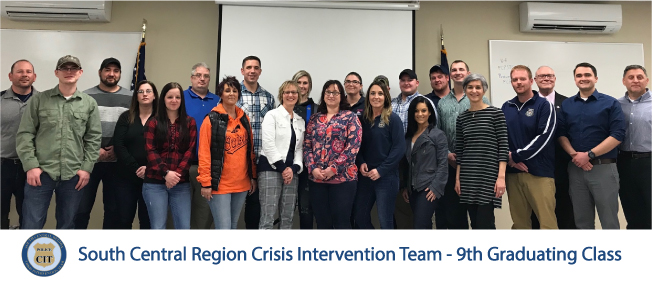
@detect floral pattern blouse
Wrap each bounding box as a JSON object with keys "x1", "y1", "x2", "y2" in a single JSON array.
[{"x1": 303, "y1": 110, "x2": 362, "y2": 184}]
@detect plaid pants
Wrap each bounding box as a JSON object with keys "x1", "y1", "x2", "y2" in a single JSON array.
[{"x1": 258, "y1": 171, "x2": 298, "y2": 229}]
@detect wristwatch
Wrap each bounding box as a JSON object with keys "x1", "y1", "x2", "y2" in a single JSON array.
[{"x1": 588, "y1": 150, "x2": 596, "y2": 160}]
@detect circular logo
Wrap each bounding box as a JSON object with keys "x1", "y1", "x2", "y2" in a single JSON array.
[{"x1": 22, "y1": 233, "x2": 67, "y2": 277}]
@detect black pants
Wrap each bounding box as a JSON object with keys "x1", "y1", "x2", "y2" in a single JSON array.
[
  {"x1": 409, "y1": 188, "x2": 438, "y2": 229},
  {"x1": 460, "y1": 203, "x2": 495, "y2": 229},
  {"x1": 617, "y1": 154, "x2": 651, "y2": 229},
  {"x1": 297, "y1": 169, "x2": 314, "y2": 229},
  {"x1": 310, "y1": 181, "x2": 357, "y2": 229},
  {"x1": 443, "y1": 167, "x2": 470, "y2": 229},
  {"x1": 1, "y1": 159, "x2": 26, "y2": 229},
  {"x1": 244, "y1": 188, "x2": 260, "y2": 229},
  {"x1": 74, "y1": 162, "x2": 119, "y2": 229},
  {"x1": 114, "y1": 175, "x2": 150, "y2": 229}
]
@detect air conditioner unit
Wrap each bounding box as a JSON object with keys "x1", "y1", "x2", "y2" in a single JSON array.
[
  {"x1": 519, "y1": 2, "x2": 621, "y2": 34},
  {"x1": 1, "y1": 1, "x2": 111, "y2": 22}
]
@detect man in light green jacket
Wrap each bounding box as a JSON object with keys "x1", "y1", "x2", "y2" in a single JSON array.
[{"x1": 16, "y1": 55, "x2": 102, "y2": 229}]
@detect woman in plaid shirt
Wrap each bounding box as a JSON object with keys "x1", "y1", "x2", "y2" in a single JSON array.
[
  {"x1": 303, "y1": 80, "x2": 362, "y2": 229},
  {"x1": 143, "y1": 82, "x2": 197, "y2": 229}
]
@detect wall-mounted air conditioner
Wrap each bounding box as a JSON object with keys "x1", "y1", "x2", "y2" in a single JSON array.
[
  {"x1": 1, "y1": 1, "x2": 112, "y2": 22},
  {"x1": 519, "y1": 2, "x2": 621, "y2": 34}
]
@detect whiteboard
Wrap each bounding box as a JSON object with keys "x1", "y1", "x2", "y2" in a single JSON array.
[
  {"x1": 219, "y1": 5, "x2": 412, "y2": 103},
  {"x1": 489, "y1": 40, "x2": 645, "y2": 107},
  {"x1": 1, "y1": 29, "x2": 141, "y2": 92}
]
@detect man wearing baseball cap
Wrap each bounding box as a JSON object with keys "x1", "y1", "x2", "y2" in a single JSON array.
[
  {"x1": 425, "y1": 64, "x2": 450, "y2": 108},
  {"x1": 391, "y1": 69, "x2": 437, "y2": 133},
  {"x1": 75, "y1": 57, "x2": 132, "y2": 229},
  {"x1": 17, "y1": 55, "x2": 102, "y2": 229}
]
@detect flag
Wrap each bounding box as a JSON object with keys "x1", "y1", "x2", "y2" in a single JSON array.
[{"x1": 130, "y1": 41, "x2": 147, "y2": 90}]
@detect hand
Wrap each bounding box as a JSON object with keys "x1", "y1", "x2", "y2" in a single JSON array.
[
  {"x1": 165, "y1": 171, "x2": 181, "y2": 188},
  {"x1": 98, "y1": 148, "x2": 107, "y2": 162},
  {"x1": 402, "y1": 189, "x2": 409, "y2": 203},
  {"x1": 580, "y1": 161, "x2": 593, "y2": 171},
  {"x1": 136, "y1": 166, "x2": 146, "y2": 179},
  {"x1": 425, "y1": 188, "x2": 436, "y2": 202},
  {"x1": 494, "y1": 177, "x2": 506, "y2": 198},
  {"x1": 75, "y1": 170, "x2": 91, "y2": 190},
  {"x1": 367, "y1": 169, "x2": 380, "y2": 181},
  {"x1": 360, "y1": 163, "x2": 369, "y2": 177},
  {"x1": 103, "y1": 146, "x2": 116, "y2": 162},
  {"x1": 249, "y1": 179, "x2": 257, "y2": 195},
  {"x1": 312, "y1": 168, "x2": 325, "y2": 180},
  {"x1": 455, "y1": 179, "x2": 461, "y2": 196},
  {"x1": 571, "y1": 152, "x2": 590, "y2": 168},
  {"x1": 282, "y1": 167, "x2": 293, "y2": 185},
  {"x1": 447, "y1": 153, "x2": 457, "y2": 168},
  {"x1": 201, "y1": 187, "x2": 212, "y2": 201},
  {"x1": 322, "y1": 168, "x2": 335, "y2": 180},
  {"x1": 26, "y1": 168, "x2": 43, "y2": 186},
  {"x1": 508, "y1": 159, "x2": 529, "y2": 173}
]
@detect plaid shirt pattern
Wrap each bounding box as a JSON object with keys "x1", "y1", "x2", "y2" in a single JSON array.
[
  {"x1": 144, "y1": 117, "x2": 197, "y2": 182},
  {"x1": 237, "y1": 82, "x2": 275, "y2": 159}
]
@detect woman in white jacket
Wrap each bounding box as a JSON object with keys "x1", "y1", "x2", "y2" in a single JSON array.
[{"x1": 258, "y1": 80, "x2": 305, "y2": 229}]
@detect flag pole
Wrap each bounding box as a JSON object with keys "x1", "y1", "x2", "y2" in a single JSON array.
[{"x1": 141, "y1": 19, "x2": 147, "y2": 42}]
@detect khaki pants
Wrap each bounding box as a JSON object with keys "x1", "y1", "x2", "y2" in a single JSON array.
[{"x1": 506, "y1": 173, "x2": 558, "y2": 229}]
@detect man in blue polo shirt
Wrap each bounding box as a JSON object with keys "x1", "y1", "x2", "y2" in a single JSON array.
[
  {"x1": 184, "y1": 62, "x2": 220, "y2": 229},
  {"x1": 558, "y1": 62, "x2": 626, "y2": 229},
  {"x1": 502, "y1": 65, "x2": 557, "y2": 229}
]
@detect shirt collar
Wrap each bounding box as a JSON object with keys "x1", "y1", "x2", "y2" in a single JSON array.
[
  {"x1": 50, "y1": 85, "x2": 83, "y2": 99},
  {"x1": 508, "y1": 90, "x2": 539, "y2": 106},
  {"x1": 186, "y1": 86, "x2": 215, "y2": 99},
  {"x1": 3, "y1": 86, "x2": 34, "y2": 99},
  {"x1": 574, "y1": 89, "x2": 600, "y2": 101},
  {"x1": 241, "y1": 81, "x2": 265, "y2": 94},
  {"x1": 624, "y1": 88, "x2": 651, "y2": 102}
]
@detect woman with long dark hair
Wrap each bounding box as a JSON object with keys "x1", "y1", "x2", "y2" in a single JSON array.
[
  {"x1": 353, "y1": 81, "x2": 405, "y2": 229},
  {"x1": 143, "y1": 82, "x2": 196, "y2": 229},
  {"x1": 400, "y1": 96, "x2": 448, "y2": 229},
  {"x1": 113, "y1": 80, "x2": 158, "y2": 229},
  {"x1": 303, "y1": 80, "x2": 362, "y2": 229}
]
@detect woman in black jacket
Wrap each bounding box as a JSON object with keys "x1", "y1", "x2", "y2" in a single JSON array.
[
  {"x1": 400, "y1": 96, "x2": 448, "y2": 229},
  {"x1": 113, "y1": 80, "x2": 158, "y2": 229}
]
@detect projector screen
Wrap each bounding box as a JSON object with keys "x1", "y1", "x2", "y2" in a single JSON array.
[{"x1": 218, "y1": 5, "x2": 413, "y2": 103}]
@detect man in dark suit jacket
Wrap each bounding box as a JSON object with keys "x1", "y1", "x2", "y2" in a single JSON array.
[{"x1": 531, "y1": 66, "x2": 576, "y2": 229}]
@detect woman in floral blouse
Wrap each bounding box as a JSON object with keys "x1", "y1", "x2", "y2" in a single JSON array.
[{"x1": 303, "y1": 80, "x2": 362, "y2": 229}]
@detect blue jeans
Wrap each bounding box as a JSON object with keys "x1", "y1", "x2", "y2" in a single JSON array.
[
  {"x1": 409, "y1": 188, "x2": 438, "y2": 229},
  {"x1": 207, "y1": 191, "x2": 248, "y2": 229},
  {"x1": 310, "y1": 181, "x2": 357, "y2": 229},
  {"x1": 142, "y1": 182, "x2": 191, "y2": 229},
  {"x1": 22, "y1": 173, "x2": 83, "y2": 229},
  {"x1": 353, "y1": 174, "x2": 399, "y2": 229}
]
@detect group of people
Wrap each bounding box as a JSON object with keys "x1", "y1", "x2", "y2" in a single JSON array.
[{"x1": 1, "y1": 54, "x2": 649, "y2": 230}]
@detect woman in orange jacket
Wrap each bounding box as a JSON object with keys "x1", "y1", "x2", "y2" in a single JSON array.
[{"x1": 196, "y1": 76, "x2": 256, "y2": 229}]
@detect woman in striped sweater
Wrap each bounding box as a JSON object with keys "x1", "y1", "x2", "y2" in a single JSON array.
[{"x1": 454, "y1": 74, "x2": 508, "y2": 229}]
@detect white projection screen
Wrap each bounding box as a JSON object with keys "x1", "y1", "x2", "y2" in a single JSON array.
[{"x1": 218, "y1": 5, "x2": 413, "y2": 102}]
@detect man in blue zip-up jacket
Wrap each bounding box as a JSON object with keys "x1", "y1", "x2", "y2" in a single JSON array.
[{"x1": 501, "y1": 65, "x2": 557, "y2": 229}]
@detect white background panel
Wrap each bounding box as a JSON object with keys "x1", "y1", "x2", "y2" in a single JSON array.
[
  {"x1": 1, "y1": 29, "x2": 141, "y2": 92},
  {"x1": 219, "y1": 5, "x2": 413, "y2": 102},
  {"x1": 489, "y1": 40, "x2": 644, "y2": 106}
]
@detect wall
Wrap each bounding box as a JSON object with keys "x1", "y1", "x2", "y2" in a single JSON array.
[
  {"x1": 414, "y1": 1, "x2": 652, "y2": 99},
  {"x1": 3, "y1": 1, "x2": 649, "y2": 229}
]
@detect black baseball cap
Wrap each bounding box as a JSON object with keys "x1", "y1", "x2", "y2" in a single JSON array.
[
  {"x1": 399, "y1": 69, "x2": 417, "y2": 80},
  {"x1": 100, "y1": 57, "x2": 121, "y2": 70},
  {"x1": 429, "y1": 64, "x2": 449, "y2": 76}
]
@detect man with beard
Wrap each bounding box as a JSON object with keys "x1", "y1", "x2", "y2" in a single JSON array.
[
  {"x1": 76, "y1": 57, "x2": 132, "y2": 229},
  {"x1": 1, "y1": 60, "x2": 39, "y2": 229},
  {"x1": 425, "y1": 64, "x2": 450, "y2": 108}
]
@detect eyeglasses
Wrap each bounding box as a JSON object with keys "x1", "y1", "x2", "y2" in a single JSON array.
[
  {"x1": 344, "y1": 80, "x2": 361, "y2": 85},
  {"x1": 137, "y1": 89, "x2": 154, "y2": 94},
  {"x1": 536, "y1": 74, "x2": 555, "y2": 79},
  {"x1": 192, "y1": 74, "x2": 210, "y2": 80},
  {"x1": 58, "y1": 67, "x2": 81, "y2": 72},
  {"x1": 325, "y1": 91, "x2": 340, "y2": 97},
  {"x1": 283, "y1": 91, "x2": 298, "y2": 95}
]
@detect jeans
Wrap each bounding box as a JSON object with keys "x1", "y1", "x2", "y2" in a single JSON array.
[
  {"x1": 74, "y1": 162, "x2": 119, "y2": 229},
  {"x1": 409, "y1": 188, "x2": 438, "y2": 229},
  {"x1": 207, "y1": 191, "x2": 248, "y2": 229},
  {"x1": 1, "y1": 159, "x2": 26, "y2": 229},
  {"x1": 310, "y1": 181, "x2": 357, "y2": 229},
  {"x1": 353, "y1": 174, "x2": 399, "y2": 229},
  {"x1": 142, "y1": 182, "x2": 191, "y2": 229},
  {"x1": 114, "y1": 175, "x2": 150, "y2": 229},
  {"x1": 22, "y1": 173, "x2": 83, "y2": 229}
]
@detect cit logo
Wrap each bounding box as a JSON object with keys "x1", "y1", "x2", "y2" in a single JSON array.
[{"x1": 22, "y1": 233, "x2": 67, "y2": 276}]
